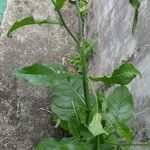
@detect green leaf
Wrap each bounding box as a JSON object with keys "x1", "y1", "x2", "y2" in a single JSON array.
[
  {"x1": 77, "y1": 107, "x2": 87, "y2": 124},
  {"x1": 102, "y1": 101, "x2": 107, "y2": 113},
  {"x1": 51, "y1": 74, "x2": 86, "y2": 121},
  {"x1": 56, "y1": 116, "x2": 93, "y2": 141},
  {"x1": 51, "y1": 94, "x2": 76, "y2": 121},
  {"x1": 67, "y1": 117, "x2": 80, "y2": 138},
  {"x1": 51, "y1": 94, "x2": 85, "y2": 121},
  {"x1": 97, "y1": 89, "x2": 105, "y2": 103},
  {"x1": 55, "y1": 0, "x2": 67, "y2": 10},
  {"x1": 90, "y1": 61, "x2": 141, "y2": 86},
  {"x1": 96, "y1": 89, "x2": 106, "y2": 113},
  {"x1": 36, "y1": 137, "x2": 94, "y2": 150},
  {"x1": 7, "y1": 16, "x2": 62, "y2": 37},
  {"x1": 88, "y1": 113, "x2": 107, "y2": 137},
  {"x1": 14, "y1": 63, "x2": 73, "y2": 86},
  {"x1": 48, "y1": 63, "x2": 67, "y2": 72},
  {"x1": 79, "y1": 125, "x2": 94, "y2": 142},
  {"x1": 67, "y1": 117, "x2": 93, "y2": 141},
  {"x1": 79, "y1": 0, "x2": 88, "y2": 19},
  {"x1": 36, "y1": 137, "x2": 59, "y2": 150},
  {"x1": 105, "y1": 86, "x2": 133, "y2": 123},
  {"x1": 129, "y1": 0, "x2": 140, "y2": 35},
  {"x1": 102, "y1": 134, "x2": 118, "y2": 150},
  {"x1": 53, "y1": 75, "x2": 85, "y2": 106},
  {"x1": 117, "y1": 120, "x2": 134, "y2": 143},
  {"x1": 15, "y1": 63, "x2": 85, "y2": 122}
]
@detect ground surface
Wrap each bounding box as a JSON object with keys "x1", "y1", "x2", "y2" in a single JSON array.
[{"x1": 0, "y1": 0, "x2": 77, "y2": 149}]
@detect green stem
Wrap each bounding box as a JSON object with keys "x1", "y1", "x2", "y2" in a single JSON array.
[
  {"x1": 97, "y1": 136, "x2": 101, "y2": 150},
  {"x1": 57, "y1": 11, "x2": 79, "y2": 44},
  {"x1": 80, "y1": 42, "x2": 90, "y2": 115},
  {"x1": 75, "y1": 0, "x2": 83, "y2": 39},
  {"x1": 75, "y1": 0, "x2": 90, "y2": 122},
  {"x1": 51, "y1": 0, "x2": 79, "y2": 44}
]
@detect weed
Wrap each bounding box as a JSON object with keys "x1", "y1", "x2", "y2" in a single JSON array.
[{"x1": 7, "y1": 0, "x2": 150, "y2": 149}]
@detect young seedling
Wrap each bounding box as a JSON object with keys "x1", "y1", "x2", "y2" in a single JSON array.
[{"x1": 7, "y1": 0, "x2": 150, "y2": 149}]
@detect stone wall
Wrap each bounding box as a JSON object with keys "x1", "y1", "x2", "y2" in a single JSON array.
[
  {"x1": 0, "y1": 0, "x2": 77, "y2": 149},
  {"x1": 86, "y1": 0, "x2": 150, "y2": 148}
]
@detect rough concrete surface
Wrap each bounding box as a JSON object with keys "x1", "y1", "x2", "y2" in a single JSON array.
[
  {"x1": 0, "y1": 0, "x2": 6, "y2": 23},
  {"x1": 0, "y1": 0, "x2": 77, "y2": 149},
  {"x1": 86, "y1": 0, "x2": 150, "y2": 149}
]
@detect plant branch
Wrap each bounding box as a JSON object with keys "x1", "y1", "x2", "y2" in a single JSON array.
[
  {"x1": 58, "y1": 11, "x2": 79, "y2": 44},
  {"x1": 75, "y1": 0, "x2": 83, "y2": 39},
  {"x1": 51, "y1": 0, "x2": 79, "y2": 44}
]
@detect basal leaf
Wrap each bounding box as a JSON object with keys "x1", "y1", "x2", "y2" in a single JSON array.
[
  {"x1": 88, "y1": 113, "x2": 107, "y2": 137},
  {"x1": 105, "y1": 86, "x2": 133, "y2": 123},
  {"x1": 14, "y1": 63, "x2": 73, "y2": 86},
  {"x1": 55, "y1": 0, "x2": 67, "y2": 10},
  {"x1": 90, "y1": 61, "x2": 141, "y2": 86},
  {"x1": 7, "y1": 16, "x2": 62, "y2": 37},
  {"x1": 129, "y1": 0, "x2": 140, "y2": 34},
  {"x1": 36, "y1": 137, "x2": 94, "y2": 150}
]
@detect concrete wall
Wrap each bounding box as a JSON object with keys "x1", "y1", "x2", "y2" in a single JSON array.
[
  {"x1": 0, "y1": 0, "x2": 6, "y2": 23},
  {"x1": 0, "y1": 0, "x2": 77, "y2": 149},
  {"x1": 86, "y1": 0, "x2": 150, "y2": 146}
]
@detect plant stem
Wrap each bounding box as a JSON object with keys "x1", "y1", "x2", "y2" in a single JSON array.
[
  {"x1": 80, "y1": 43, "x2": 90, "y2": 114},
  {"x1": 97, "y1": 136, "x2": 101, "y2": 150},
  {"x1": 51, "y1": 0, "x2": 79, "y2": 44},
  {"x1": 75, "y1": 0, "x2": 83, "y2": 39},
  {"x1": 57, "y1": 11, "x2": 79, "y2": 44},
  {"x1": 76, "y1": 1, "x2": 90, "y2": 123}
]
